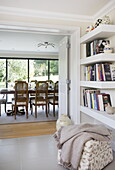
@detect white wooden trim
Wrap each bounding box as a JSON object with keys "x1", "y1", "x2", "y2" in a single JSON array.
[
  {"x1": 80, "y1": 53, "x2": 115, "y2": 65},
  {"x1": 0, "y1": 6, "x2": 92, "y2": 22},
  {"x1": 80, "y1": 106, "x2": 115, "y2": 129},
  {"x1": 0, "y1": 50, "x2": 58, "y2": 59},
  {"x1": 70, "y1": 29, "x2": 80, "y2": 124},
  {"x1": 0, "y1": 1, "x2": 114, "y2": 23},
  {"x1": 80, "y1": 81, "x2": 115, "y2": 89},
  {"x1": 80, "y1": 24, "x2": 115, "y2": 44},
  {"x1": 0, "y1": 21, "x2": 79, "y2": 35}
]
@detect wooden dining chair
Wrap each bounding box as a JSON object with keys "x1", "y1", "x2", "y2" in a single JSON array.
[
  {"x1": 46, "y1": 80, "x2": 54, "y2": 89},
  {"x1": 12, "y1": 81, "x2": 28, "y2": 119},
  {"x1": 0, "y1": 94, "x2": 6, "y2": 116},
  {"x1": 29, "y1": 80, "x2": 37, "y2": 111},
  {"x1": 31, "y1": 81, "x2": 48, "y2": 118},
  {"x1": 48, "y1": 81, "x2": 58, "y2": 117}
]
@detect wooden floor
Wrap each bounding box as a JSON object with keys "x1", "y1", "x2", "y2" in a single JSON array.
[{"x1": 0, "y1": 121, "x2": 56, "y2": 139}]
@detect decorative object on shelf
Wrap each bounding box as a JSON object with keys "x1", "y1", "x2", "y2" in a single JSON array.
[
  {"x1": 104, "y1": 40, "x2": 113, "y2": 53},
  {"x1": 94, "y1": 19, "x2": 102, "y2": 28},
  {"x1": 102, "y1": 15, "x2": 111, "y2": 25},
  {"x1": 38, "y1": 42, "x2": 55, "y2": 48},
  {"x1": 56, "y1": 114, "x2": 72, "y2": 131},
  {"x1": 105, "y1": 104, "x2": 115, "y2": 114},
  {"x1": 86, "y1": 25, "x2": 94, "y2": 33}
]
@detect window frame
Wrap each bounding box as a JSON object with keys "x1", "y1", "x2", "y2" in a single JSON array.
[{"x1": 0, "y1": 57, "x2": 58, "y2": 88}]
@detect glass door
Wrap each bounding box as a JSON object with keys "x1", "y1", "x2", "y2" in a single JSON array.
[
  {"x1": 0, "y1": 59, "x2": 6, "y2": 101},
  {"x1": 49, "y1": 60, "x2": 59, "y2": 82},
  {"x1": 29, "y1": 60, "x2": 48, "y2": 82},
  {"x1": 0, "y1": 59, "x2": 6, "y2": 88},
  {"x1": 7, "y1": 59, "x2": 28, "y2": 102},
  {"x1": 7, "y1": 59, "x2": 28, "y2": 88}
]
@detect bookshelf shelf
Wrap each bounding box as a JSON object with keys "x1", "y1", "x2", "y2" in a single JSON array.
[
  {"x1": 80, "y1": 24, "x2": 115, "y2": 133},
  {"x1": 81, "y1": 24, "x2": 115, "y2": 44},
  {"x1": 80, "y1": 53, "x2": 115, "y2": 65},
  {"x1": 80, "y1": 106, "x2": 115, "y2": 129},
  {"x1": 80, "y1": 81, "x2": 115, "y2": 89}
]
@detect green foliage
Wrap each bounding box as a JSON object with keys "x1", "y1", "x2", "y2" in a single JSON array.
[
  {"x1": 0, "y1": 59, "x2": 59, "y2": 85},
  {"x1": 50, "y1": 60, "x2": 58, "y2": 75},
  {"x1": 0, "y1": 60, "x2": 6, "y2": 82},
  {"x1": 8, "y1": 60, "x2": 28, "y2": 82},
  {"x1": 34, "y1": 60, "x2": 48, "y2": 76}
]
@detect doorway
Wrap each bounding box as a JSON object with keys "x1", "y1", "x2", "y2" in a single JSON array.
[{"x1": 0, "y1": 24, "x2": 80, "y2": 124}]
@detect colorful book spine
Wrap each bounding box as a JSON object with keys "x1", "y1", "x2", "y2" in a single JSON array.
[
  {"x1": 103, "y1": 64, "x2": 112, "y2": 81},
  {"x1": 110, "y1": 64, "x2": 115, "y2": 81}
]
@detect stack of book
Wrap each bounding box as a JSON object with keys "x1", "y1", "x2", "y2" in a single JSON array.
[
  {"x1": 85, "y1": 63, "x2": 115, "y2": 81},
  {"x1": 83, "y1": 89, "x2": 112, "y2": 111},
  {"x1": 86, "y1": 39, "x2": 110, "y2": 57}
]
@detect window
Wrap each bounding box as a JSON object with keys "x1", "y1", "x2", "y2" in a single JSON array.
[
  {"x1": 49, "y1": 60, "x2": 59, "y2": 82},
  {"x1": 0, "y1": 59, "x2": 6, "y2": 88},
  {"x1": 29, "y1": 60, "x2": 48, "y2": 81},
  {"x1": 7, "y1": 59, "x2": 28, "y2": 88},
  {"x1": 0, "y1": 58, "x2": 58, "y2": 87}
]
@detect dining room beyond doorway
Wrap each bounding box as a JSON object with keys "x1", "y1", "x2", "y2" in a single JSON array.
[{"x1": 0, "y1": 58, "x2": 59, "y2": 124}]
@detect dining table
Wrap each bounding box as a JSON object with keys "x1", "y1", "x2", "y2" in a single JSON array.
[
  {"x1": 0, "y1": 88, "x2": 55, "y2": 95},
  {"x1": 0, "y1": 87, "x2": 56, "y2": 115}
]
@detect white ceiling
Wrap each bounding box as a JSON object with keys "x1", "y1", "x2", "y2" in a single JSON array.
[{"x1": 0, "y1": 0, "x2": 110, "y2": 16}]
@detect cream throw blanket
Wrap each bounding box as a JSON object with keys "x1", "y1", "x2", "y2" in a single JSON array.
[{"x1": 54, "y1": 123, "x2": 112, "y2": 170}]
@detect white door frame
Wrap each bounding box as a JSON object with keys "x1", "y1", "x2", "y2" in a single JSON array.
[{"x1": 0, "y1": 22, "x2": 80, "y2": 124}]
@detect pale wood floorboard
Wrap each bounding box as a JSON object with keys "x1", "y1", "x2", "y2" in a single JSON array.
[{"x1": 0, "y1": 121, "x2": 56, "y2": 139}]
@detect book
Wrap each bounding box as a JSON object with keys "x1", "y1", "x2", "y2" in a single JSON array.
[
  {"x1": 96, "y1": 64, "x2": 100, "y2": 81},
  {"x1": 95, "y1": 39, "x2": 110, "y2": 54},
  {"x1": 93, "y1": 40, "x2": 98, "y2": 55},
  {"x1": 101, "y1": 64, "x2": 105, "y2": 81},
  {"x1": 83, "y1": 89, "x2": 100, "y2": 109},
  {"x1": 86, "y1": 43, "x2": 91, "y2": 57},
  {"x1": 83, "y1": 89, "x2": 88, "y2": 107},
  {"x1": 97, "y1": 93, "x2": 112, "y2": 111},
  {"x1": 103, "y1": 64, "x2": 112, "y2": 81},
  {"x1": 90, "y1": 65, "x2": 95, "y2": 81},
  {"x1": 102, "y1": 94, "x2": 112, "y2": 111},
  {"x1": 87, "y1": 66, "x2": 91, "y2": 81},
  {"x1": 90, "y1": 41, "x2": 94, "y2": 56},
  {"x1": 94, "y1": 92, "x2": 100, "y2": 110},
  {"x1": 97, "y1": 94, "x2": 104, "y2": 111},
  {"x1": 110, "y1": 64, "x2": 115, "y2": 81}
]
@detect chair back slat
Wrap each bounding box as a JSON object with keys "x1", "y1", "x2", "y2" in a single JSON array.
[
  {"x1": 35, "y1": 81, "x2": 48, "y2": 104},
  {"x1": 15, "y1": 81, "x2": 28, "y2": 103},
  {"x1": 46, "y1": 80, "x2": 54, "y2": 88}
]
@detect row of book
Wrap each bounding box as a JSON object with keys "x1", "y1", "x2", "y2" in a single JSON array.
[
  {"x1": 83, "y1": 89, "x2": 112, "y2": 111},
  {"x1": 86, "y1": 39, "x2": 110, "y2": 57},
  {"x1": 85, "y1": 63, "x2": 115, "y2": 81}
]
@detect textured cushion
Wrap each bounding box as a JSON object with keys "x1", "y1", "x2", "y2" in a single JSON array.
[{"x1": 58, "y1": 139, "x2": 113, "y2": 170}]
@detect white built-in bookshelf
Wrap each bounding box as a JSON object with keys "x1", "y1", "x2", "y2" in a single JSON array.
[
  {"x1": 80, "y1": 106, "x2": 115, "y2": 129},
  {"x1": 80, "y1": 81, "x2": 115, "y2": 89},
  {"x1": 80, "y1": 24, "x2": 115, "y2": 43},
  {"x1": 80, "y1": 24, "x2": 115, "y2": 129},
  {"x1": 80, "y1": 53, "x2": 115, "y2": 65}
]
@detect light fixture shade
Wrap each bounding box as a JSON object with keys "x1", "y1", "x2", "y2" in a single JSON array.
[{"x1": 38, "y1": 42, "x2": 55, "y2": 48}]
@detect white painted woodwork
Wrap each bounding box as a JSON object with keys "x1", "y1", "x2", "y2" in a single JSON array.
[
  {"x1": 80, "y1": 81, "x2": 115, "y2": 89},
  {"x1": 80, "y1": 53, "x2": 115, "y2": 65},
  {"x1": 0, "y1": 0, "x2": 111, "y2": 20},
  {"x1": 80, "y1": 23, "x2": 115, "y2": 151},
  {"x1": 80, "y1": 106, "x2": 115, "y2": 129},
  {"x1": 70, "y1": 29, "x2": 80, "y2": 124},
  {"x1": 59, "y1": 37, "x2": 68, "y2": 117},
  {"x1": 81, "y1": 24, "x2": 115, "y2": 44}
]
